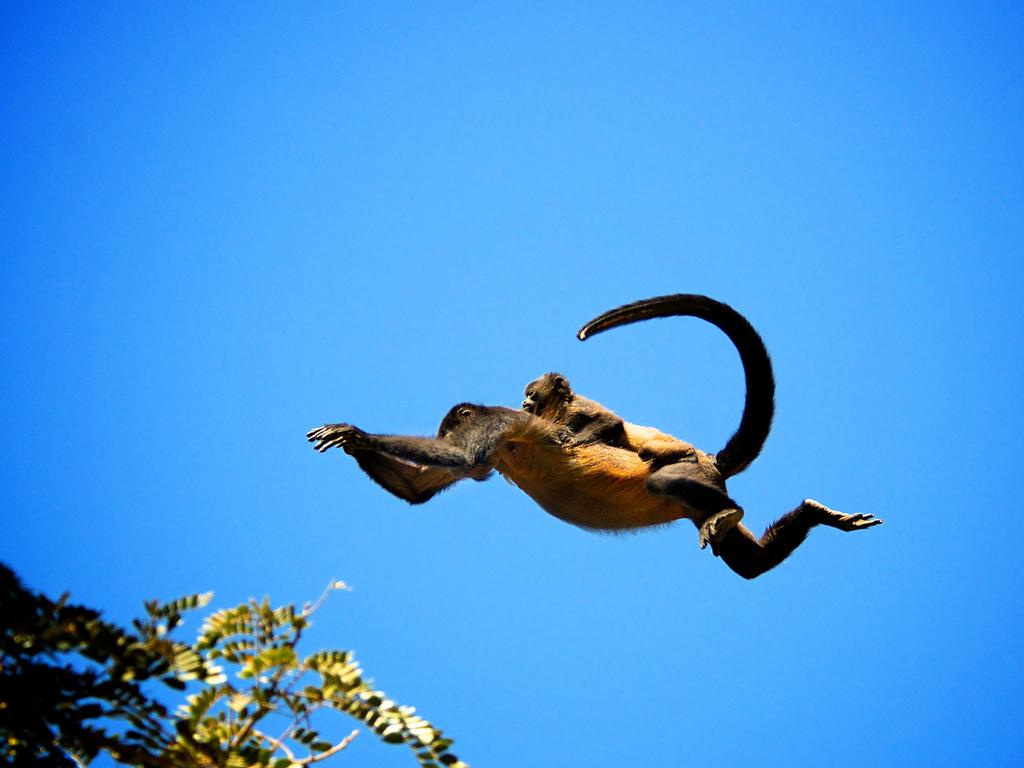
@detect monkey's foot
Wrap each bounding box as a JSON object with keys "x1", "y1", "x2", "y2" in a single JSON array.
[
  {"x1": 803, "y1": 499, "x2": 883, "y2": 531},
  {"x1": 306, "y1": 424, "x2": 365, "y2": 453},
  {"x1": 699, "y1": 508, "x2": 744, "y2": 553}
]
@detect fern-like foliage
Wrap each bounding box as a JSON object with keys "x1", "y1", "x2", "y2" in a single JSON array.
[{"x1": 0, "y1": 565, "x2": 468, "y2": 768}]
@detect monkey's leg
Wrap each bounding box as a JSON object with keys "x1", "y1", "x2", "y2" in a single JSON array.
[
  {"x1": 645, "y1": 462, "x2": 744, "y2": 552},
  {"x1": 715, "y1": 499, "x2": 882, "y2": 579}
]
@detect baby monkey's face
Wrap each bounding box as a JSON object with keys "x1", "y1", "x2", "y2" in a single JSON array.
[{"x1": 522, "y1": 373, "x2": 571, "y2": 417}]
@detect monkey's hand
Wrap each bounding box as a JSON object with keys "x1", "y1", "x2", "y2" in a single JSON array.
[
  {"x1": 804, "y1": 499, "x2": 884, "y2": 530},
  {"x1": 552, "y1": 428, "x2": 582, "y2": 448},
  {"x1": 306, "y1": 424, "x2": 368, "y2": 453}
]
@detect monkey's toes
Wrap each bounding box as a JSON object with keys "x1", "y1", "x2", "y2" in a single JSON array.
[
  {"x1": 846, "y1": 513, "x2": 883, "y2": 530},
  {"x1": 825, "y1": 509, "x2": 883, "y2": 531},
  {"x1": 698, "y1": 508, "x2": 744, "y2": 551}
]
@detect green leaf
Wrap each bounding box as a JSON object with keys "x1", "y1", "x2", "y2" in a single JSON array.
[
  {"x1": 302, "y1": 685, "x2": 323, "y2": 702},
  {"x1": 410, "y1": 725, "x2": 436, "y2": 745},
  {"x1": 227, "y1": 693, "x2": 252, "y2": 712}
]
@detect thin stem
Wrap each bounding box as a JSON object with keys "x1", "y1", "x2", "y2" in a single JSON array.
[
  {"x1": 302, "y1": 579, "x2": 346, "y2": 618},
  {"x1": 307, "y1": 730, "x2": 360, "y2": 763},
  {"x1": 252, "y1": 728, "x2": 297, "y2": 762}
]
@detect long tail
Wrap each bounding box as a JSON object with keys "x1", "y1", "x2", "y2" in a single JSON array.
[{"x1": 576, "y1": 294, "x2": 775, "y2": 479}]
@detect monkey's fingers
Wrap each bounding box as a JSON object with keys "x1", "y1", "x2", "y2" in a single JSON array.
[
  {"x1": 307, "y1": 425, "x2": 340, "y2": 441},
  {"x1": 307, "y1": 423, "x2": 354, "y2": 443},
  {"x1": 553, "y1": 428, "x2": 578, "y2": 448},
  {"x1": 307, "y1": 429, "x2": 335, "y2": 450},
  {"x1": 313, "y1": 425, "x2": 366, "y2": 453},
  {"x1": 316, "y1": 435, "x2": 349, "y2": 452}
]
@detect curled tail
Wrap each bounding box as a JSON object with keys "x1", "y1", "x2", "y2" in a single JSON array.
[{"x1": 577, "y1": 294, "x2": 775, "y2": 479}]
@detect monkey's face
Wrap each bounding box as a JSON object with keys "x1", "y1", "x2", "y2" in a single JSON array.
[{"x1": 522, "y1": 373, "x2": 571, "y2": 417}]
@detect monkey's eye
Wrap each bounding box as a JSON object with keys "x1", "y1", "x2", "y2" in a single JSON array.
[
  {"x1": 525, "y1": 390, "x2": 534, "y2": 398},
  {"x1": 458, "y1": 407, "x2": 472, "y2": 418}
]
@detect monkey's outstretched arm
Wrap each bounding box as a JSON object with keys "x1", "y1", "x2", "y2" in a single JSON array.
[
  {"x1": 308, "y1": 425, "x2": 479, "y2": 468},
  {"x1": 308, "y1": 407, "x2": 528, "y2": 504},
  {"x1": 308, "y1": 406, "x2": 524, "y2": 470}
]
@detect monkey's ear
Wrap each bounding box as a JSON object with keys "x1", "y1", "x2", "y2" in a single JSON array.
[
  {"x1": 458, "y1": 406, "x2": 474, "y2": 418},
  {"x1": 553, "y1": 375, "x2": 567, "y2": 387}
]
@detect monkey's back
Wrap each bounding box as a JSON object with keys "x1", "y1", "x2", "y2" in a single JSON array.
[{"x1": 494, "y1": 420, "x2": 696, "y2": 531}]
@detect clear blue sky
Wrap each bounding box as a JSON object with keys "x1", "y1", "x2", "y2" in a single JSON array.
[{"x1": 2, "y1": 3, "x2": 1022, "y2": 766}]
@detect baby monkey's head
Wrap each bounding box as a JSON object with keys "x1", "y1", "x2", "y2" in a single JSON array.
[{"x1": 522, "y1": 372, "x2": 573, "y2": 418}]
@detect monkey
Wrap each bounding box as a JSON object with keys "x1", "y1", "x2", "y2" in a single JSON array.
[
  {"x1": 307, "y1": 294, "x2": 882, "y2": 579},
  {"x1": 522, "y1": 373, "x2": 628, "y2": 449}
]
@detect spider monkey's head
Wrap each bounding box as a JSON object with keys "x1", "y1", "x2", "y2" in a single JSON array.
[
  {"x1": 438, "y1": 403, "x2": 485, "y2": 439},
  {"x1": 522, "y1": 373, "x2": 573, "y2": 418}
]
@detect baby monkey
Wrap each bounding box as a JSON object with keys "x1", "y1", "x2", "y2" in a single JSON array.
[
  {"x1": 522, "y1": 372, "x2": 742, "y2": 550},
  {"x1": 522, "y1": 373, "x2": 628, "y2": 449}
]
